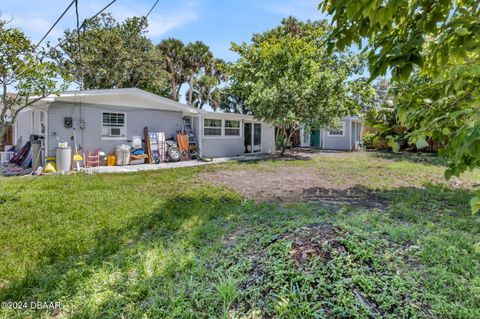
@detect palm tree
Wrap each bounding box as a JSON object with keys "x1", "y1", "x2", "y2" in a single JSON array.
[
  {"x1": 206, "y1": 58, "x2": 228, "y2": 82},
  {"x1": 156, "y1": 38, "x2": 187, "y2": 101},
  {"x1": 188, "y1": 74, "x2": 222, "y2": 110},
  {"x1": 184, "y1": 41, "x2": 212, "y2": 106}
]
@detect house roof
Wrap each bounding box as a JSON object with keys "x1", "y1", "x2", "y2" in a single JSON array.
[
  {"x1": 33, "y1": 88, "x2": 260, "y2": 120},
  {"x1": 196, "y1": 109, "x2": 256, "y2": 120},
  {"x1": 40, "y1": 88, "x2": 198, "y2": 114}
]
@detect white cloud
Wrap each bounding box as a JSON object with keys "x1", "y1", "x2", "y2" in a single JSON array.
[
  {"x1": 110, "y1": 1, "x2": 200, "y2": 38},
  {"x1": 146, "y1": 10, "x2": 199, "y2": 37},
  {"x1": 3, "y1": 0, "x2": 200, "y2": 43}
]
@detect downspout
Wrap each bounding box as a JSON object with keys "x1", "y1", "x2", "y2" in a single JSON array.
[
  {"x1": 45, "y1": 102, "x2": 50, "y2": 157},
  {"x1": 349, "y1": 120, "x2": 352, "y2": 151},
  {"x1": 321, "y1": 129, "x2": 324, "y2": 149},
  {"x1": 198, "y1": 114, "x2": 203, "y2": 157}
]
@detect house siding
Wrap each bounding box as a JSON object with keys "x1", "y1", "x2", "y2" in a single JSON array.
[
  {"x1": 14, "y1": 109, "x2": 33, "y2": 146},
  {"x1": 261, "y1": 123, "x2": 275, "y2": 154},
  {"x1": 47, "y1": 102, "x2": 183, "y2": 156},
  {"x1": 322, "y1": 119, "x2": 353, "y2": 151},
  {"x1": 200, "y1": 122, "x2": 275, "y2": 158}
]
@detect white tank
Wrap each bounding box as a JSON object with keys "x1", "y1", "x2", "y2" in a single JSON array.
[{"x1": 56, "y1": 146, "x2": 72, "y2": 172}]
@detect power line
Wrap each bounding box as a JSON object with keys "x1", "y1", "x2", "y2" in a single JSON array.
[
  {"x1": 75, "y1": 0, "x2": 83, "y2": 91},
  {"x1": 145, "y1": 0, "x2": 160, "y2": 19},
  {"x1": 34, "y1": 0, "x2": 76, "y2": 50},
  {"x1": 15, "y1": 0, "x2": 118, "y2": 92},
  {"x1": 53, "y1": 0, "x2": 117, "y2": 50}
]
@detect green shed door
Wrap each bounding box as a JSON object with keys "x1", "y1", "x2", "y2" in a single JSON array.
[{"x1": 310, "y1": 130, "x2": 321, "y2": 147}]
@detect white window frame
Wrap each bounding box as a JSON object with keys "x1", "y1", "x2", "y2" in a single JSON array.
[
  {"x1": 203, "y1": 118, "x2": 223, "y2": 137},
  {"x1": 101, "y1": 111, "x2": 127, "y2": 140},
  {"x1": 327, "y1": 121, "x2": 345, "y2": 137},
  {"x1": 224, "y1": 120, "x2": 241, "y2": 137},
  {"x1": 202, "y1": 118, "x2": 243, "y2": 139}
]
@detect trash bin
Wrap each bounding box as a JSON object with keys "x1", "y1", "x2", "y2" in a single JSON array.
[
  {"x1": 56, "y1": 146, "x2": 72, "y2": 172},
  {"x1": 115, "y1": 145, "x2": 131, "y2": 166}
]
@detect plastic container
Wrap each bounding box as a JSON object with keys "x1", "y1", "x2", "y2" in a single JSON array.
[
  {"x1": 56, "y1": 146, "x2": 72, "y2": 172},
  {"x1": 115, "y1": 145, "x2": 131, "y2": 166},
  {"x1": 131, "y1": 136, "x2": 142, "y2": 149},
  {"x1": 107, "y1": 155, "x2": 116, "y2": 166}
]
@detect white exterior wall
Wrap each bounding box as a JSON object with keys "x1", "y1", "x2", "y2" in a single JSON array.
[
  {"x1": 14, "y1": 108, "x2": 33, "y2": 146},
  {"x1": 199, "y1": 115, "x2": 275, "y2": 157},
  {"x1": 261, "y1": 123, "x2": 275, "y2": 154},
  {"x1": 322, "y1": 118, "x2": 353, "y2": 151},
  {"x1": 47, "y1": 102, "x2": 183, "y2": 156}
]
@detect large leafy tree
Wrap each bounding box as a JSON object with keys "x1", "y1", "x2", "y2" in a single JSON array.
[
  {"x1": 231, "y1": 17, "x2": 369, "y2": 154},
  {"x1": 219, "y1": 82, "x2": 251, "y2": 115},
  {"x1": 156, "y1": 38, "x2": 188, "y2": 101},
  {"x1": 320, "y1": 0, "x2": 480, "y2": 211},
  {"x1": 0, "y1": 19, "x2": 65, "y2": 144},
  {"x1": 57, "y1": 13, "x2": 169, "y2": 96}
]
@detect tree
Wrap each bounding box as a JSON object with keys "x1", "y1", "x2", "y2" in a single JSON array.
[
  {"x1": 187, "y1": 58, "x2": 226, "y2": 110},
  {"x1": 219, "y1": 83, "x2": 252, "y2": 115},
  {"x1": 188, "y1": 74, "x2": 222, "y2": 110},
  {"x1": 319, "y1": 0, "x2": 480, "y2": 212},
  {"x1": 184, "y1": 41, "x2": 212, "y2": 106},
  {"x1": 57, "y1": 13, "x2": 169, "y2": 96},
  {"x1": 0, "y1": 19, "x2": 65, "y2": 144},
  {"x1": 230, "y1": 17, "x2": 368, "y2": 154},
  {"x1": 156, "y1": 38, "x2": 188, "y2": 101}
]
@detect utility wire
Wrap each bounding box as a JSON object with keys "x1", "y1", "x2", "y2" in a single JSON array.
[
  {"x1": 75, "y1": 0, "x2": 84, "y2": 91},
  {"x1": 53, "y1": 0, "x2": 117, "y2": 50},
  {"x1": 145, "y1": 0, "x2": 160, "y2": 19},
  {"x1": 34, "y1": 0, "x2": 76, "y2": 51}
]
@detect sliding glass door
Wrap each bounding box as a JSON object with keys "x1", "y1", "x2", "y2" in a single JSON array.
[{"x1": 243, "y1": 122, "x2": 262, "y2": 154}]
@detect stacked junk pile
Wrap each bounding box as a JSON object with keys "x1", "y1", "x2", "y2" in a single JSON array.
[
  {"x1": 0, "y1": 119, "x2": 205, "y2": 177},
  {"x1": 0, "y1": 136, "x2": 44, "y2": 176}
]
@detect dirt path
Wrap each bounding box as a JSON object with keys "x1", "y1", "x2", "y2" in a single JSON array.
[{"x1": 202, "y1": 163, "x2": 386, "y2": 209}]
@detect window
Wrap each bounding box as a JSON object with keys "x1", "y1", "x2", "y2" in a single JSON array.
[
  {"x1": 102, "y1": 112, "x2": 126, "y2": 138},
  {"x1": 204, "y1": 119, "x2": 222, "y2": 136},
  {"x1": 327, "y1": 122, "x2": 344, "y2": 136},
  {"x1": 103, "y1": 112, "x2": 125, "y2": 127},
  {"x1": 225, "y1": 120, "x2": 240, "y2": 136}
]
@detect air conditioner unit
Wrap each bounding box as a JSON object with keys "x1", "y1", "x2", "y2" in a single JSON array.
[
  {"x1": 102, "y1": 126, "x2": 125, "y2": 137},
  {"x1": 109, "y1": 127, "x2": 122, "y2": 137}
]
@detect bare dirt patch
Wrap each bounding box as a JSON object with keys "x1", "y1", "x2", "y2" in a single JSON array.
[
  {"x1": 202, "y1": 165, "x2": 386, "y2": 209},
  {"x1": 282, "y1": 223, "x2": 346, "y2": 265}
]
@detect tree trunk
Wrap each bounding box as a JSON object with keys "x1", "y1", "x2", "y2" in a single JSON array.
[
  {"x1": 279, "y1": 127, "x2": 289, "y2": 156},
  {"x1": 176, "y1": 83, "x2": 182, "y2": 101},
  {"x1": 171, "y1": 79, "x2": 177, "y2": 101},
  {"x1": 188, "y1": 72, "x2": 194, "y2": 106},
  {"x1": 280, "y1": 142, "x2": 287, "y2": 156}
]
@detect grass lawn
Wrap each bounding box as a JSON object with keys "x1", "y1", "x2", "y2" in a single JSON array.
[{"x1": 0, "y1": 151, "x2": 479, "y2": 318}]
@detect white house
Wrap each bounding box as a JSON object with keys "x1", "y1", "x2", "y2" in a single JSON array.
[{"x1": 12, "y1": 88, "x2": 275, "y2": 159}]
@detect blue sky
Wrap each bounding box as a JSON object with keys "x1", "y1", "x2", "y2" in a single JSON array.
[{"x1": 3, "y1": 0, "x2": 328, "y2": 62}]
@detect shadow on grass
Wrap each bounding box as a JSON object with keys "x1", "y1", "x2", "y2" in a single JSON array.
[
  {"x1": 369, "y1": 150, "x2": 448, "y2": 167},
  {"x1": 302, "y1": 183, "x2": 474, "y2": 223},
  {"x1": 235, "y1": 153, "x2": 313, "y2": 164},
  {"x1": 0, "y1": 192, "x2": 243, "y2": 306},
  {"x1": 1, "y1": 181, "x2": 477, "y2": 317}
]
